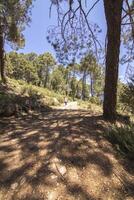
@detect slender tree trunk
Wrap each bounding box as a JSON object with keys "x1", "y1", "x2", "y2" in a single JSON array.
[
  {"x1": 103, "y1": 0, "x2": 123, "y2": 121},
  {"x1": 0, "y1": 28, "x2": 6, "y2": 83},
  {"x1": 82, "y1": 71, "x2": 86, "y2": 100},
  {"x1": 90, "y1": 74, "x2": 94, "y2": 97},
  {"x1": 44, "y1": 67, "x2": 50, "y2": 88}
]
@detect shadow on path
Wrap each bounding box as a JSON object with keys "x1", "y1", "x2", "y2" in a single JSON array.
[{"x1": 0, "y1": 110, "x2": 133, "y2": 200}]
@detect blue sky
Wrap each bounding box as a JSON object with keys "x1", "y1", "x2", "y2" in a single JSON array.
[{"x1": 5, "y1": 0, "x2": 127, "y2": 81}]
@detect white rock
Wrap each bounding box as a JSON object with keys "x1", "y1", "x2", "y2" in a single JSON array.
[
  {"x1": 57, "y1": 165, "x2": 67, "y2": 176},
  {"x1": 47, "y1": 191, "x2": 58, "y2": 200},
  {"x1": 11, "y1": 183, "x2": 18, "y2": 190},
  {"x1": 50, "y1": 174, "x2": 58, "y2": 180},
  {"x1": 39, "y1": 136, "x2": 45, "y2": 140},
  {"x1": 54, "y1": 132, "x2": 60, "y2": 138}
]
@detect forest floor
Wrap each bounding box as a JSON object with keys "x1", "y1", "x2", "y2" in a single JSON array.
[{"x1": 0, "y1": 108, "x2": 134, "y2": 200}]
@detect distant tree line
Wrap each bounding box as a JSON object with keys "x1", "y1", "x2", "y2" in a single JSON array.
[{"x1": 6, "y1": 51, "x2": 104, "y2": 101}]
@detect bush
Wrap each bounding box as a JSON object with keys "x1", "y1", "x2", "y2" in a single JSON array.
[
  {"x1": 103, "y1": 124, "x2": 134, "y2": 159},
  {"x1": 89, "y1": 96, "x2": 101, "y2": 105},
  {"x1": 120, "y1": 75, "x2": 134, "y2": 114},
  {"x1": 77, "y1": 99, "x2": 102, "y2": 113}
]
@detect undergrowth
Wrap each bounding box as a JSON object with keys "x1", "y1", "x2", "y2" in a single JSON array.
[{"x1": 103, "y1": 123, "x2": 134, "y2": 160}]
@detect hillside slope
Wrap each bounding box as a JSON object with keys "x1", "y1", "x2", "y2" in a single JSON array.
[{"x1": 0, "y1": 79, "x2": 65, "y2": 116}]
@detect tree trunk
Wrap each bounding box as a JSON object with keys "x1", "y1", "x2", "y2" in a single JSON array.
[
  {"x1": 82, "y1": 71, "x2": 86, "y2": 100},
  {"x1": 0, "y1": 28, "x2": 6, "y2": 83},
  {"x1": 90, "y1": 74, "x2": 94, "y2": 97},
  {"x1": 44, "y1": 67, "x2": 49, "y2": 88},
  {"x1": 103, "y1": 0, "x2": 123, "y2": 121}
]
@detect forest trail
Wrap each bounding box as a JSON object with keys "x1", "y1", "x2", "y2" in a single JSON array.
[
  {"x1": 59, "y1": 101, "x2": 78, "y2": 110},
  {"x1": 0, "y1": 110, "x2": 134, "y2": 200}
]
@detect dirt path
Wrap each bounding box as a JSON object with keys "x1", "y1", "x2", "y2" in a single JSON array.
[
  {"x1": 58, "y1": 101, "x2": 78, "y2": 110},
  {"x1": 0, "y1": 110, "x2": 134, "y2": 200}
]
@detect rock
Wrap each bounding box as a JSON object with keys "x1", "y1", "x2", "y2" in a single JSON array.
[
  {"x1": 11, "y1": 182, "x2": 18, "y2": 190},
  {"x1": 51, "y1": 157, "x2": 59, "y2": 163},
  {"x1": 39, "y1": 136, "x2": 45, "y2": 140},
  {"x1": 57, "y1": 164, "x2": 67, "y2": 176},
  {"x1": 47, "y1": 191, "x2": 58, "y2": 200},
  {"x1": 50, "y1": 174, "x2": 58, "y2": 180},
  {"x1": 49, "y1": 157, "x2": 67, "y2": 176},
  {"x1": 54, "y1": 132, "x2": 60, "y2": 138}
]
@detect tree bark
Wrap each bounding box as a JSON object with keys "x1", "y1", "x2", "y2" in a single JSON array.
[
  {"x1": 44, "y1": 66, "x2": 49, "y2": 88},
  {"x1": 82, "y1": 71, "x2": 86, "y2": 100},
  {"x1": 103, "y1": 0, "x2": 123, "y2": 121},
  {"x1": 90, "y1": 73, "x2": 94, "y2": 97},
  {"x1": 0, "y1": 28, "x2": 6, "y2": 83}
]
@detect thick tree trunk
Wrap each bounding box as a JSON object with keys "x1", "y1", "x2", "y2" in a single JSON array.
[
  {"x1": 0, "y1": 28, "x2": 6, "y2": 83},
  {"x1": 103, "y1": 0, "x2": 123, "y2": 121}
]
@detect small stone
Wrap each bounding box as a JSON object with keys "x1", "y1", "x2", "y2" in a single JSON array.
[
  {"x1": 51, "y1": 174, "x2": 58, "y2": 180},
  {"x1": 47, "y1": 191, "x2": 58, "y2": 200},
  {"x1": 57, "y1": 165, "x2": 67, "y2": 176},
  {"x1": 11, "y1": 183, "x2": 18, "y2": 190},
  {"x1": 54, "y1": 132, "x2": 60, "y2": 138},
  {"x1": 52, "y1": 157, "x2": 59, "y2": 163},
  {"x1": 39, "y1": 136, "x2": 45, "y2": 140}
]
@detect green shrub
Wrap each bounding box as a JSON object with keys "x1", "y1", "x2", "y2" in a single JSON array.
[
  {"x1": 103, "y1": 124, "x2": 134, "y2": 159},
  {"x1": 5, "y1": 78, "x2": 66, "y2": 106},
  {"x1": 89, "y1": 96, "x2": 101, "y2": 105},
  {"x1": 120, "y1": 75, "x2": 134, "y2": 114}
]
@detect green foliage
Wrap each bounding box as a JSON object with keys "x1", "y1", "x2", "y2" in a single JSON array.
[
  {"x1": 6, "y1": 52, "x2": 56, "y2": 86},
  {"x1": 50, "y1": 66, "x2": 66, "y2": 93},
  {"x1": 0, "y1": 0, "x2": 33, "y2": 48},
  {"x1": 6, "y1": 52, "x2": 39, "y2": 84},
  {"x1": 78, "y1": 99, "x2": 102, "y2": 113},
  {"x1": 103, "y1": 124, "x2": 134, "y2": 159},
  {"x1": 5, "y1": 50, "x2": 104, "y2": 104},
  {"x1": 120, "y1": 75, "x2": 134, "y2": 114},
  {"x1": 35, "y1": 52, "x2": 56, "y2": 87},
  {"x1": 80, "y1": 53, "x2": 104, "y2": 99},
  {"x1": 16, "y1": 80, "x2": 64, "y2": 105},
  {"x1": 0, "y1": 92, "x2": 14, "y2": 105},
  {"x1": 70, "y1": 77, "x2": 77, "y2": 100},
  {"x1": 89, "y1": 96, "x2": 101, "y2": 105},
  {"x1": 0, "y1": 78, "x2": 65, "y2": 113}
]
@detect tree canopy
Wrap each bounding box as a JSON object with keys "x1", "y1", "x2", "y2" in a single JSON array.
[{"x1": 0, "y1": 0, "x2": 33, "y2": 82}]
